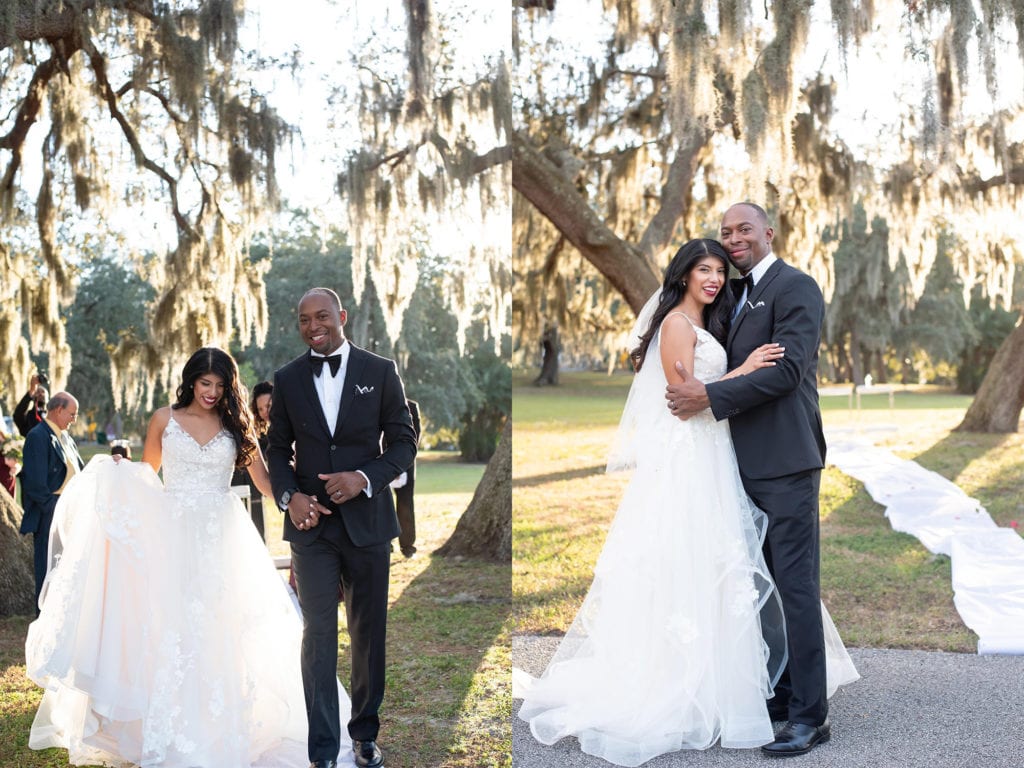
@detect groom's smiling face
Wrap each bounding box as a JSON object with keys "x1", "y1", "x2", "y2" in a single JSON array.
[
  {"x1": 720, "y1": 204, "x2": 774, "y2": 275},
  {"x1": 298, "y1": 293, "x2": 347, "y2": 355}
]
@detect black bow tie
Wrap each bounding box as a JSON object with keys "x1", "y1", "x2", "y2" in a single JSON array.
[
  {"x1": 311, "y1": 353, "x2": 342, "y2": 377},
  {"x1": 731, "y1": 274, "x2": 753, "y2": 299}
]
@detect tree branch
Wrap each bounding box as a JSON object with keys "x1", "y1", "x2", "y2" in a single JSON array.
[
  {"x1": 85, "y1": 39, "x2": 195, "y2": 238},
  {"x1": 964, "y1": 164, "x2": 1024, "y2": 193},
  {"x1": 512, "y1": 129, "x2": 659, "y2": 314},
  {"x1": 470, "y1": 144, "x2": 512, "y2": 175},
  {"x1": 1, "y1": 0, "x2": 157, "y2": 50},
  {"x1": 636, "y1": 130, "x2": 711, "y2": 260},
  {"x1": 0, "y1": 56, "x2": 61, "y2": 204}
]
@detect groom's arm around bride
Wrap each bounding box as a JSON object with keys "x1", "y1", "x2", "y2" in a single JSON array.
[{"x1": 666, "y1": 203, "x2": 833, "y2": 757}]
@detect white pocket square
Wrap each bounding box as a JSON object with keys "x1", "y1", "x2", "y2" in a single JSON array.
[
  {"x1": 746, "y1": 300, "x2": 766, "y2": 310},
  {"x1": 354, "y1": 385, "x2": 374, "y2": 395}
]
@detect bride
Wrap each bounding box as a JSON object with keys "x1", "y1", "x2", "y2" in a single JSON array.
[
  {"x1": 514, "y1": 239, "x2": 858, "y2": 767},
  {"x1": 25, "y1": 347, "x2": 354, "y2": 768}
]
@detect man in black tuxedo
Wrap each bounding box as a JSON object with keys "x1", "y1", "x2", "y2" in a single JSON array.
[
  {"x1": 20, "y1": 392, "x2": 83, "y2": 610},
  {"x1": 268, "y1": 288, "x2": 417, "y2": 768},
  {"x1": 391, "y1": 398, "x2": 420, "y2": 558},
  {"x1": 666, "y1": 202, "x2": 830, "y2": 757}
]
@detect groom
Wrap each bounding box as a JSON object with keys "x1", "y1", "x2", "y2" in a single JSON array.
[
  {"x1": 666, "y1": 202, "x2": 830, "y2": 757},
  {"x1": 268, "y1": 287, "x2": 417, "y2": 768}
]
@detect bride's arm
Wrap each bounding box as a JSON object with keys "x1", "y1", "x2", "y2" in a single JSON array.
[
  {"x1": 141, "y1": 407, "x2": 171, "y2": 472},
  {"x1": 246, "y1": 439, "x2": 274, "y2": 499},
  {"x1": 720, "y1": 343, "x2": 785, "y2": 379},
  {"x1": 660, "y1": 314, "x2": 698, "y2": 385}
]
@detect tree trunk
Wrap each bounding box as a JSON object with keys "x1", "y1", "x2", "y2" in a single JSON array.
[
  {"x1": 0, "y1": 486, "x2": 36, "y2": 616},
  {"x1": 436, "y1": 419, "x2": 511, "y2": 562},
  {"x1": 955, "y1": 317, "x2": 1024, "y2": 433},
  {"x1": 532, "y1": 323, "x2": 559, "y2": 386}
]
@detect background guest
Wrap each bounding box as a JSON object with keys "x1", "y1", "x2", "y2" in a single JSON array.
[
  {"x1": 391, "y1": 399, "x2": 420, "y2": 558},
  {"x1": 13, "y1": 374, "x2": 49, "y2": 437},
  {"x1": 231, "y1": 380, "x2": 273, "y2": 541},
  {"x1": 20, "y1": 392, "x2": 84, "y2": 608},
  {"x1": 0, "y1": 416, "x2": 21, "y2": 497}
]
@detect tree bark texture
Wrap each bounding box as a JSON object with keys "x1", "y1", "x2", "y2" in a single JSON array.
[
  {"x1": 955, "y1": 317, "x2": 1024, "y2": 433},
  {"x1": 0, "y1": 486, "x2": 36, "y2": 616},
  {"x1": 437, "y1": 419, "x2": 511, "y2": 562}
]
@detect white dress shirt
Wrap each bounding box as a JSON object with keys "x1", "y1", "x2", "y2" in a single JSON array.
[
  {"x1": 737, "y1": 251, "x2": 778, "y2": 306},
  {"x1": 310, "y1": 341, "x2": 372, "y2": 498},
  {"x1": 311, "y1": 341, "x2": 349, "y2": 434}
]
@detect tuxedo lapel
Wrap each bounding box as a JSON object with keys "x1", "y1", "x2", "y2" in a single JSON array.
[
  {"x1": 298, "y1": 352, "x2": 332, "y2": 437},
  {"x1": 727, "y1": 260, "x2": 785, "y2": 348},
  {"x1": 749, "y1": 260, "x2": 783, "y2": 304},
  {"x1": 333, "y1": 345, "x2": 368, "y2": 437}
]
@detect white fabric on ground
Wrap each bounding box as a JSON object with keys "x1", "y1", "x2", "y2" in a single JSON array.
[{"x1": 827, "y1": 428, "x2": 1024, "y2": 655}]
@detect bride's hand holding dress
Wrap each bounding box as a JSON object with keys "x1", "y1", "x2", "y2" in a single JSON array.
[{"x1": 25, "y1": 403, "x2": 354, "y2": 767}]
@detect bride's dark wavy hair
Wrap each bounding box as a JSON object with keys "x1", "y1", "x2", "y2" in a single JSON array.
[
  {"x1": 172, "y1": 347, "x2": 257, "y2": 471},
  {"x1": 631, "y1": 238, "x2": 734, "y2": 371}
]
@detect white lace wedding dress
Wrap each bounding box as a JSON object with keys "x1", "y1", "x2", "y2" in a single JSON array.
[
  {"x1": 514, "y1": 317, "x2": 859, "y2": 767},
  {"x1": 25, "y1": 416, "x2": 354, "y2": 768}
]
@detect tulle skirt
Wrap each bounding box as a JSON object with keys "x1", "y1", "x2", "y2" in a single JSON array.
[
  {"x1": 25, "y1": 456, "x2": 353, "y2": 768},
  {"x1": 515, "y1": 411, "x2": 858, "y2": 766}
]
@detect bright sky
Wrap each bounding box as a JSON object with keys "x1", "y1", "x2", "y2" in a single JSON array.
[
  {"x1": 530, "y1": 0, "x2": 1024, "y2": 168},
  {"x1": 242, "y1": 0, "x2": 508, "y2": 215},
  {"x1": 12, "y1": 0, "x2": 507, "y2": 254}
]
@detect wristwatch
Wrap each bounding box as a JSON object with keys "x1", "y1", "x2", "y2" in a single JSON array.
[{"x1": 279, "y1": 487, "x2": 299, "y2": 512}]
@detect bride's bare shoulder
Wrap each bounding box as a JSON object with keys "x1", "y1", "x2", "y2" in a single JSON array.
[{"x1": 148, "y1": 407, "x2": 172, "y2": 430}]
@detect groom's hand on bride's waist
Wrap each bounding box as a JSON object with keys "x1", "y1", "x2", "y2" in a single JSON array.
[{"x1": 666, "y1": 362, "x2": 709, "y2": 420}]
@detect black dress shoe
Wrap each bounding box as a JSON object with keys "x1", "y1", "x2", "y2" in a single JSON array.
[
  {"x1": 761, "y1": 721, "x2": 830, "y2": 757},
  {"x1": 308, "y1": 761, "x2": 337, "y2": 768},
  {"x1": 353, "y1": 739, "x2": 384, "y2": 768}
]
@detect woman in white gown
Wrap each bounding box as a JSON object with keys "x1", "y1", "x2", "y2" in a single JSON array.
[
  {"x1": 514, "y1": 240, "x2": 858, "y2": 767},
  {"x1": 25, "y1": 347, "x2": 354, "y2": 768}
]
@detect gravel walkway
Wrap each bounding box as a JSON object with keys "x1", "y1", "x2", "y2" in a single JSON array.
[{"x1": 513, "y1": 635, "x2": 1024, "y2": 768}]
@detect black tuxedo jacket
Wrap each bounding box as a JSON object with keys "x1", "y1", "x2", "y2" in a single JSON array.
[
  {"x1": 267, "y1": 344, "x2": 418, "y2": 547},
  {"x1": 706, "y1": 259, "x2": 827, "y2": 480},
  {"x1": 19, "y1": 421, "x2": 84, "y2": 535}
]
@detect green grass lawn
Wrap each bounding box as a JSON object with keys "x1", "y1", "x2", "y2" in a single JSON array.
[
  {"x1": 514, "y1": 371, "x2": 1024, "y2": 653},
  {"x1": 1, "y1": 450, "x2": 510, "y2": 768}
]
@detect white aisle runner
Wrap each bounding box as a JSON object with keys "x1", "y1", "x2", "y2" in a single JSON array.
[{"x1": 827, "y1": 428, "x2": 1024, "y2": 654}]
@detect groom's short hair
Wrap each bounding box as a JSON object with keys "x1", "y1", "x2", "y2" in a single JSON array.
[
  {"x1": 301, "y1": 287, "x2": 343, "y2": 312},
  {"x1": 737, "y1": 202, "x2": 770, "y2": 224}
]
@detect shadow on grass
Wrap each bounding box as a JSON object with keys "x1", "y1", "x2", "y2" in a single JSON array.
[
  {"x1": 363, "y1": 551, "x2": 511, "y2": 768},
  {"x1": 511, "y1": 464, "x2": 606, "y2": 488},
  {"x1": 0, "y1": 557, "x2": 513, "y2": 768},
  {"x1": 910, "y1": 429, "x2": 1024, "y2": 529},
  {"x1": 0, "y1": 615, "x2": 52, "y2": 768},
  {"x1": 912, "y1": 430, "x2": 1012, "y2": 482},
  {"x1": 819, "y1": 470, "x2": 977, "y2": 652}
]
